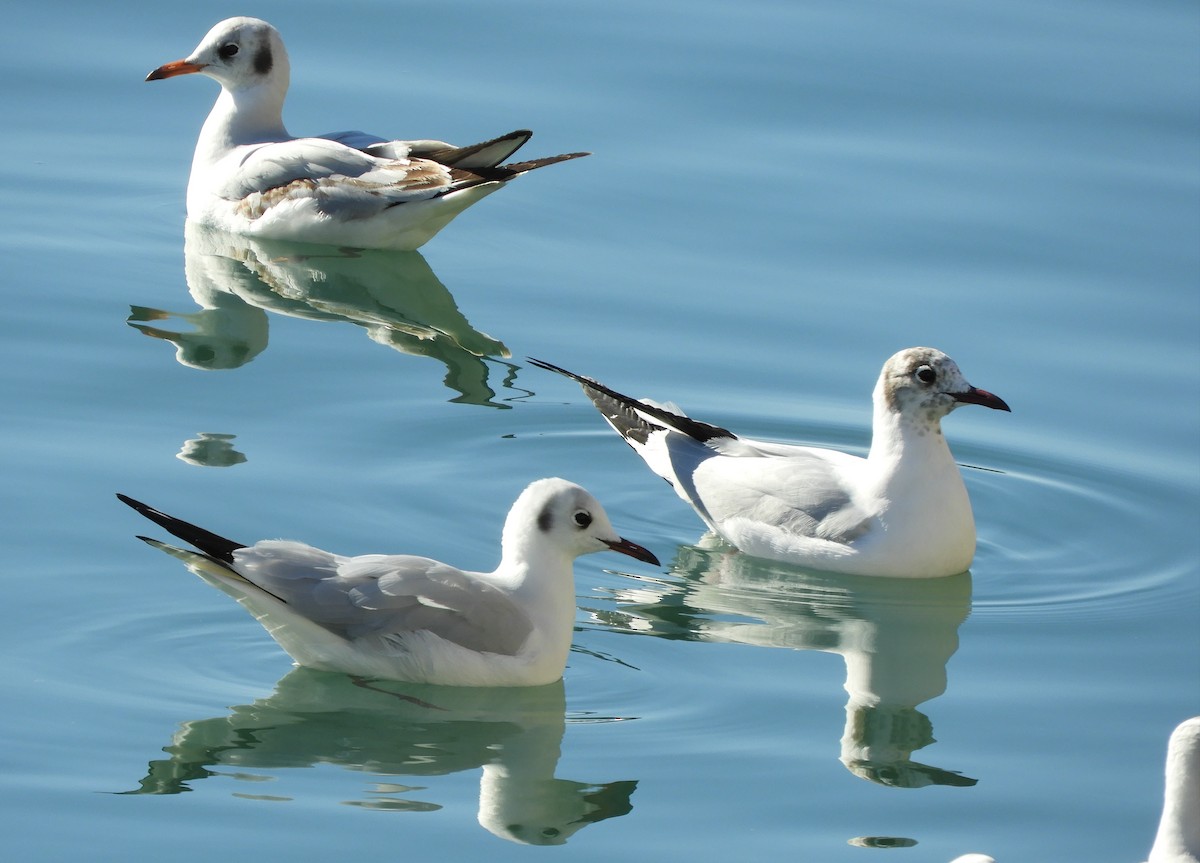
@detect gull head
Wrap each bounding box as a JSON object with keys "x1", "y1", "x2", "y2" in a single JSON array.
[
  {"x1": 506, "y1": 479, "x2": 660, "y2": 566},
  {"x1": 877, "y1": 347, "x2": 1010, "y2": 427},
  {"x1": 146, "y1": 17, "x2": 289, "y2": 94}
]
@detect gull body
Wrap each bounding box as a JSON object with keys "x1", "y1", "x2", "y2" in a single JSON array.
[
  {"x1": 1148, "y1": 717, "x2": 1200, "y2": 863},
  {"x1": 117, "y1": 479, "x2": 658, "y2": 686},
  {"x1": 531, "y1": 348, "x2": 1010, "y2": 578},
  {"x1": 147, "y1": 17, "x2": 587, "y2": 250}
]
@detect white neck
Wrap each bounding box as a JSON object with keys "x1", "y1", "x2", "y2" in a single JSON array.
[
  {"x1": 866, "y1": 394, "x2": 958, "y2": 486},
  {"x1": 188, "y1": 82, "x2": 290, "y2": 217},
  {"x1": 495, "y1": 536, "x2": 578, "y2": 662},
  {"x1": 192, "y1": 81, "x2": 289, "y2": 169},
  {"x1": 1151, "y1": 719, "x2": 1200, "y2": 861},
  {"x1": 864, "y1": 386, "x2": 977, "y2": 573}
]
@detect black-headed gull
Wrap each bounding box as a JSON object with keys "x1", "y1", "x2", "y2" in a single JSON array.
[
  {"x1": 530, "y1": 348, "x2": 1010, "y2": 578},
  {"x1": 146, "y1": 17, "x2": 588, "y2": 249},
  {"x1": 117, "y1": 479, "x2": 658, "y2": 686}
]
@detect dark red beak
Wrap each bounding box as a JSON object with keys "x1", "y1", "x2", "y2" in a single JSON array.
[
  {"x1": 603, "y1": 537, "x2": 660, "y2": 566},
  {"x1": 954, "y1": 386, "x2": 1011, "y2": 412}
]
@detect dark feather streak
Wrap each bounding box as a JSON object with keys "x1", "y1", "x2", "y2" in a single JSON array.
[
  {"x1": 527, "y1": 359, "x2": 736, "y2": 445},
  {"x1": 116, "y1": 493, "x2": 245, "y2": 566}
]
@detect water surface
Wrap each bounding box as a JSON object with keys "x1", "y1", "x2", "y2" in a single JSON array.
[{"x1": 1, "y1": 1, "x2": 1197, "y2": 861}]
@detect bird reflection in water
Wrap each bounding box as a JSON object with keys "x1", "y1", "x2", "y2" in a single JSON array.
[
  {"x1": 122, "y1": 669, "x2": 636, "y2": 846},
  {"x1": 591, "y1": 536, "x2": 978, "y2": 789},
  {"x1": 176, "y1": 432, "x2": 246, "y2": 467},
  {"x1": 128, "y1": 222, "x2": 515, "y2": 407}
]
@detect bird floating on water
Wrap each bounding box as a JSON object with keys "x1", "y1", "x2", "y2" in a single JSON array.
[
  {"x1": 530, "y1": 348, "x2": 1010, "y2": 578},
  {"x1": 146, "y1": 17, "x2": 588, "y2": 249},
  {"x1": 117, "y1": 479, "x2": 658, "y2": 686},
  {"x1": 1148, "y1": 716, "x2": 1200, "y2": 863}
]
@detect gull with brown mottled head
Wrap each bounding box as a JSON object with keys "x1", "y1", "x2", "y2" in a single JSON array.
[{"x1": 531, "y1": 348, "x2": 1010, "y2": 578}]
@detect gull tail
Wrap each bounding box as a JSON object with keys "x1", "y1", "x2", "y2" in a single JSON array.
[
  {"x1": 527, "y1": 358, "x2": 735, "y2": 446},
  {"x1": 398, "y1": 147, "x2": 590, "y2": 207},
  {"x1": 493, "y1": 151, "x2": 590, "y2": 175},
  {"x1": 450, "y1": 153, "x2": 589, "y2": 187},
  {"x1": 116, "y1": 494, "x2": 245, "y2": 566},
  {"x1": 421, "y1": 129, "x2": 590, "y2": 175},
  {"x1": 421, "y1": 130, "x2": 533, "y2": 169}
]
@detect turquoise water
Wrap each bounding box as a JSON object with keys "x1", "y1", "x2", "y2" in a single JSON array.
[{"x1": 2, "y1": 1, "x2": 1197, "y2": 860}]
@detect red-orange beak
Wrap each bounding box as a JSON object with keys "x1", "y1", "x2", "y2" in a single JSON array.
[{"x1": 146, "y1": 60, "x2": 207, "y2": 82}]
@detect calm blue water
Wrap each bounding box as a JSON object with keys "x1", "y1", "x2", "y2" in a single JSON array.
[{"x1": 2, "y1": 1, "x2": 1197, "y2": 860}]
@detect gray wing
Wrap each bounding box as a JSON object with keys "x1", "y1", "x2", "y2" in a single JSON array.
[
  {"x1": 319, "y1": 130, "x2": 533, "y2": 169},
  {"x1": 314, "y1": 130, "x2": 435, "y2": 161},
  {"x1": 690, "y1": 445, "x2": 875, "y2": 544},
  {"x1": 233, "y1": 542, "x2": 533, "y2": 656},
  {"x1": 525, "y1": 359, "x2": 872, "y2": 543}
]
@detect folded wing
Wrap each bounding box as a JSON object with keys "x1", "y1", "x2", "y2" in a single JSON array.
[{"x1": 234, "y1": 542, "x2": 534, "y2": 656}]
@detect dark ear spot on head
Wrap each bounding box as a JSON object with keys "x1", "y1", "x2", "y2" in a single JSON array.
[
  {"x1": 254, "y1": 45, "x2": 273, "y2": 75},
  {"x1": 536, "y1": 504, "x2": 553, "y2": 533}
]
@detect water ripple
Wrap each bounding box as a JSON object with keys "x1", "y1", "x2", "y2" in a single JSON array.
[
  {"x1": 966, "y1": 442, "x2": 1198, "y2": 620},
  {"x1": 56, "y1": 598, "x2": 288, "y2": 710}
]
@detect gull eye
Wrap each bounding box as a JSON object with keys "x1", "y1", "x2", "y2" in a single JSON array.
[
  {"x1": 218, "y1": 43, "x2": 239, "y2": 59},
  {"x1": 915, "y1": 365, "x2": 936, "y2": 384},
  {"x1": 573, "y1": 510, "x2": 592, "y2": 529}
]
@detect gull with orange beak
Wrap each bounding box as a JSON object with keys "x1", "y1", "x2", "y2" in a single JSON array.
[{"x1": 147, "y1": 17, "x2": 587, "y2": 250}]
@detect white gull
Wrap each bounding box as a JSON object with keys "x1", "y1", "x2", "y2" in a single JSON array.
[
  {"x1": 944, "y1": 717, "x2": 1200, "y2": 863},
  {"x1": 146, "y1": 17, "x2": 587, "y2": 250},
  {"x1": 530, "y1": 348, "x2": 1010, "y2": 578},
  {"x1": 1148, "y1": 716, "x2": 1200, "y2": 863},
  {"x1": 117, "y1": 478, "x2": 658, "y2": 686}
]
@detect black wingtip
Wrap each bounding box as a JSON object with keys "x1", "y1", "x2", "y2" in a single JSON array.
[
  {"x1": 117, "y1": 493, "x2": 245, "y2": 565},
  {"x1": 527, "y1": 357, "x2": 592, "y2": 386},
  {"x1": 525, "y1": 150, "x2": 591, "y2": 163},
  {"x1": 526, "y1": 358, "x2": 736, "y2": 444},
  {"x1": 494, "y1": 151, "x2": 590, "y2": 175}
]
